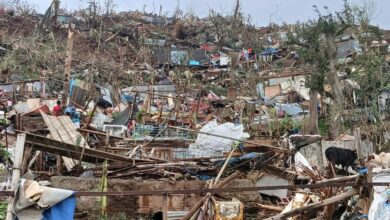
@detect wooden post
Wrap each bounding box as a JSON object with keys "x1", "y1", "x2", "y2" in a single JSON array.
[
  {"x1": 129, "y1": 93, "x2": 138, "y2": 121},
  {"x1": 4, "y1": 106, "x2": 7, "y2": 150},
  {"x1": 368, "y1": 165, "x2": 373, "y2": 201},
  {"x1": 105, "y1": 131, "x2": 110, "y2": 150},
  {"x1": 182, "y1": 171, "x2": 242, "y2": 220},
  {"x1": 12, "y1": 82, "x2": 16, "y2": 104},
  {"x1": 174, "y1": 99, "x2": 182, "y2": 121},
  {"x1": 40, "y1": 77, "x2": 46, "y2": 98},
  {"x1": 354, "y1": 128, "x2": 369, "y2": 219},
  {"x1": 21, "y1": 146, "x2": 32, "y2": 174},
  {"x1": 56, "y1": 156, "x2": 63, "y2": 175},
  {"x1": 162, "y1": 194, "x2": 168, "y2": 220},
  {"x1": 6, "y1": 133, "x2": 26, "y2": 220},
  {"x1": 157, "y1": 98, "x2": 164, "y2": 124},
  {"x1": 354, "y1": 128, "x2": 363, "y2": 164},
  {"x1": 190, "y1": 88, "x2": 202, "y2": 124},
  {"x1": 83, "y1": 101, "x2": 98, "y2": 129},
  {"x1": 362, "y1": 165, "x2": 373, "y2": 220},
  {"x1": 63, "y1": 28, "x2": 74, "y2": 107},
  {"x1": 27, "y1": 151, "x2": 41, "y2": 170}
]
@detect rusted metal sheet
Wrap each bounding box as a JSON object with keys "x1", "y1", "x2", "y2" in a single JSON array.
[{"x1": 70, "y1": 85, "x2": 90, "y2": 108}]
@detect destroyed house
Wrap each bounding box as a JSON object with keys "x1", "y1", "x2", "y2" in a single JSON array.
[
  {"x1": 152, "y1": 47, "x2": 208, "y2": 66},
  {"x1": 121, "y1": 84, "x2": 176, "y2": 101},
  {"x1": 336, "y1": 35, "x2": 362, "y2": 62}
]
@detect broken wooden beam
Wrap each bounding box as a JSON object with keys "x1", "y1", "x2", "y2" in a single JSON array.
[
  {"x1": 316, "y1": 174, "x2": 360, "y2": 184},
  {"x1": 182, "y1": 170, "x2": 242, "y2": 220},
  {"x1": 6, "y1": 133, "x2": 26, "y2": 220},
  {"x1": 23, "y1": 132, "x2": 148, "y2": 164},
  {"x1": 257, "y1": 204, "x2": 284, "y2": 212},
  {"x1": 265, "y1": 189, "x2": 358, "y2": 220},
  {"x1": 78, "y1": 128, "x2": 124, "y2": 139}
]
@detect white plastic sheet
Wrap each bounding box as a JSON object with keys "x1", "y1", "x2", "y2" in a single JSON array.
[
  {"x1": 187, "y1": 120, "x2": 249, "y2": 157},
  {"x1": 294, "y1": 152, "x2": 314, "y2": 173},
  {"x1": 369, "y1": 173, "x2": 390, "y2": 220}
]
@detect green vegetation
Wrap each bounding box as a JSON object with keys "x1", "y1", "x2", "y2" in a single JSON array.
[
  {"x1": 269, "y1": 114, "x2": 302, "y2": 137},
  {"x1": 0, "y1": 145, "x2": 11, "y2": 163},
  {"x1": 318, "y1": 118, "x2": 329, "y2": 137},
  {"x1": 0, "y1": 202, "x2": 7, "y2": 220}
]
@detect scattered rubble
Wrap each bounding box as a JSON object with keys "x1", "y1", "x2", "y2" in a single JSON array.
[{"x1": 0, "y1": 1, "x2": 390, "y2": 220}]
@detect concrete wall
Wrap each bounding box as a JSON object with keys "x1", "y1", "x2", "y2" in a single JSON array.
[{"x1": 299, "y1": 142, "x2": 324, "y2": 170}]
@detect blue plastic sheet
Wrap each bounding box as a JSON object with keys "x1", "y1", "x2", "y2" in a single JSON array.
[
  {"x1": 42, "y1": 194, "x2": 76, "y2": 220},
  {"x1": 188, "y1": 60, "x2": 200, "y2": 66}
]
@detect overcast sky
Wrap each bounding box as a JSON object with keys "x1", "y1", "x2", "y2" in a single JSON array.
[{"x1": 22, "y1": 0, "x2": 390, "y2": 29}]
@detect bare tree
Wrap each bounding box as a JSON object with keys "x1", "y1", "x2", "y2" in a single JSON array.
[
  {"x1": 103, "y1": 0, "x2": 116, "y2": 16},
  {"x1": 5, "y1": 0, "x2": 36, "y2": 15}
]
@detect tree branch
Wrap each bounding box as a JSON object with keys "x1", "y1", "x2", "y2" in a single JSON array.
[
  {"x1": 336, "y1": 24, "x2": 350, "y2": 37},
  {"x1": 288, "y1": 40, "x2": 309, "y2": 48}
]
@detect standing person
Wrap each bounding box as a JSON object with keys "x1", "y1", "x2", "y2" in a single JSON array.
[{"x1": 53, "y1": 100, "x2": 61, "y2": 117}]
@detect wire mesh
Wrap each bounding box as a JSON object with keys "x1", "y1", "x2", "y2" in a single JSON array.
[
  {"x1": 132, "y1": 124, "x2": 242, "y2": 159},
  {"x1": 132, "y1": 123, "x2": 194, "y2": 140}
]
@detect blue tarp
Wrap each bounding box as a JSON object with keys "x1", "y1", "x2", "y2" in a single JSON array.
[
  {"x1": 261, "y1": 48, "x2": 278, "y2": 55},
  {"x1": 64, "y1": 106, "x2": 76, "y2": 115},
  {"x1": 69, "y1": 79, "x2": 75, "y2": 97},
  {"x1": 42, "y1": 194, "x2": 76, "y2": 220},
  {"x1": 214, "y1": 152, "x2": 260, "y2": 167},
  {"x1": 121, "y1": 94, "x2": 133, "y2": 104},
  {"x1": 188, "y1": 60, "x2": 200, "y2": 66}
]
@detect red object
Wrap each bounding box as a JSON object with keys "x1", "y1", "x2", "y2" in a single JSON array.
[
  {"x1": 200, "y1": 44, "x2": 211, "y2": 51},
  {"x1": 53, "y1": 105, "x2": 61, "y2": 116}
]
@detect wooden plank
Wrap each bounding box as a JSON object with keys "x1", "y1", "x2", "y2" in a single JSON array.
[
  {"x1": 257, "y1": 204, "x2": 283, "y2": 212},
  {"x1": 265, "y1": 190, "x2": 358, "y2": 220},
  {"x1": 182, "y1": 169, "x2": 242, "y2": 220},
  {"x1": 6, "y1": 133, "x2": 26, "y2": 220},
  {"x1": 21, "y1": 146, "x2": 32, "y2": 174},
  {"x1": 24, "y1": 132, "x2": 148, "y2": 164},
  {"x1": 162, "y1": 194, "x2": 168, "y2": 220},
  {"x1": 41, "y1": 111, "x2": 90, "y2": 171},
  {"x1": 354, "y1": 128, "x2": 363, "y2": 162}
]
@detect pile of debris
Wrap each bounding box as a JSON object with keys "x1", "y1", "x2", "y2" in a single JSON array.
[
  {"x1": 0, "y1": 78, "x2": 387, "y2": 219},
  {"x1": 0, "y1": 1, "x2": 390, "y2": 220}
]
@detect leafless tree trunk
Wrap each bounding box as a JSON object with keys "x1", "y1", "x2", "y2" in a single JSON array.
[
  {"x1": 326, "y1": 34, "x2": 343, "y2": 140},
  {"x1": 233, "y1": 0, "x2": 240, "y2": 28}
]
